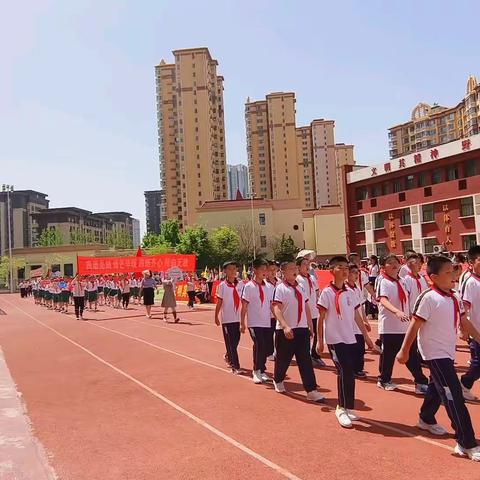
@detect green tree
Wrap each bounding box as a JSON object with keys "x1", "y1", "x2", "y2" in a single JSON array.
[
  {"x1": 142, "y1": 232, "x2": 164, "y2": 249},
  {"x1": 160, "y1": 219, "x2": 181, "y2": 247},
  {"x1": 70, "y1": 230, "x2": 95, "y2": 245},
  {"x1": 106, "y1": 229, "x2": 133, "y2": 249},
  {"x1": 271, "y1": 234, "x2": 300, "y2": 263},
  {"x1": 177, "y1": 225, "x2": 211, "y2": 269},
  {"x1": 145, "y1": 243, "x2": 171, "y2": 255},
  {"x1": 210, "y1": 226, "x2": 240, "y2": 266},
  {"x1": 0, "y1": 256, "x2": 26, "y2": 287},
  {"x1": 38, "y1": 227, "x2": 63, "y2": 247}
]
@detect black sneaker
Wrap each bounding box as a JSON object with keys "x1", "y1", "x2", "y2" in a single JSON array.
[
  {"x1": 312, "y1": 357, "x2": 326, "y2": 367},
  {"x1": 355, "y1": 371, "x2": 367, "y2": 379}
]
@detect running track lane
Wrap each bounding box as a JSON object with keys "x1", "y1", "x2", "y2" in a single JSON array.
[{"x1": 1, "y1": 296, "x2": 479, "y2": 479}]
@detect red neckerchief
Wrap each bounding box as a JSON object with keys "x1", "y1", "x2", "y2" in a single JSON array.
[
  {"x1": 226, "y1": 280, "x2": 240, "y2": 311},
  {"x1": 384, "y1": 273, "x2": 407, "y2": 310},
  {"x1": 253, "y1": 279, "x2": 265, "y2": 305},
  {"x1": 300, "y1": 273, "x2": 313, "y2": 295},
  {"x1": 408, "y1": 272, "x2": 423, "y2": 294},
  {"x1": 284, "y1": 280, "x2": 303, "y2": 325},
  {"x1": 329, "y1": 282, "x2": 348, "y2": 315},
  {"x1": 431, "y1": 285, "x2": 460, "y2": 329}
]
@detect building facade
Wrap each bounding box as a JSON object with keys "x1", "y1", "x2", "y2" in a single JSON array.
[
  {"x1": 388, "y1": 75, "x2": 480, "y2": 159},
  {"x1": 345, "y1": 135, "x2": 480, "y2": 258},
  {"x1": 155, "y1": 47, "x2": 227, "y2": 228},
  {"x1": 227, "y1": 164, "x2": 249, "y2": 199},
  {"x1": 0, "y1": 190, "x2": 49, "y2": 255},
  {"x1": 144, "y1": 190, "x2": 163, "y2": 234}
]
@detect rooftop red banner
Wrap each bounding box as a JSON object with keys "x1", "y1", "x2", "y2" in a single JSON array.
[{"x1": 77, "y1": 254, "x2": 196, "y2": 275}]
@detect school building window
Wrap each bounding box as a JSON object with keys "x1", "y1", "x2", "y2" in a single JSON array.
[
  {"x1": 446, "y1": 166, "x2": 459, "y2": 181},
  {"x1": 373, "y1": 213, "x2": 384, "y2": 229},
  {"x1": 423, "y1": 238, "x2": 437, "y2": 254},
  {"x1": 402, "y1": 240, "x2": 413, "y2": 255},
  {"x1": 464, "y1": 159, "x2": 478, "y2": 177},
  {"x1": 358, "y1": 245, "x2": 367, "y2": 259},
  {"x1": 405, "y1": 175, "x2": 415, "y2": 190},
  {"x1": 422, "y1": 204, "x2": 434, "y2": 223},
  {"x1": 64, "y1": 263, "x2": 74, "y2": 277},
  {"x1": 258, "y1": 213, "x2": 266, "y2": 225},
  {"x1": 431, "y1": 168, "x2": 442, "y2": 184},
  {"x1": 400, "y1": 207, "x2": 411, "y2": 225},
  {"x1": 375, "y1": 243, "x2": 388, "y2": 256},
  {"x1": 460, "y1": 197, "x2": 474, "y2": 217},
  {"x1": 417, "y1": 171, "x2": 428, "y2": 187},
  {"x1": 356, "y1": 216, "x2": 365, "y2": 232},
  {"x1": 463, "y1": 234, "x2": 477, "y2": 251}
]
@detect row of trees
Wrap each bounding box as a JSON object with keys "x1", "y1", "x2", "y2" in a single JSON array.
[
  {"x1": 38, "y1": 228, "x2": 133, "y2": 249},
  {"x1": 142, "y1": 219, "x2": 300, "y2": 269}
]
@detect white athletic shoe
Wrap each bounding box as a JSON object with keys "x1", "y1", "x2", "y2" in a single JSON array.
[
  {"x1": 415, "y1": 384, "x2": 429, "y2": 395},
  {"x1": 377, "y1": 381, "x2": 397, "y2": 391},
  {"x1": 462, "y1": 384, "x2": 478, "y2": 401},
  {"x1": 252, "y1": 370, "x2": 263, "y2": 384},
  {"x1": 417, "y1": 419, "x2": 447, "y2": 436},
  {"x1": 273, "y1": 381, "x2": 286, "y2": 393},
  {"x1": 454, "y1": 444, "x2": 480, "y2": 461},
  {"x1": 306, "y1": 390, "x2": 325, "y2": 403},
  {"x1": 260, "y1": 372, "x2": 270, "y2": 382},
  {"x1": 335, "y1": 406, "x2": 353, "y2": 428},
  {"x1": 347, "y1": 410, "x2": 359, "y2": 421}
]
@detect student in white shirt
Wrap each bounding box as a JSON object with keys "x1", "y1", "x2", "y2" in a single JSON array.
[
  {"x1": 318, "y1": 256, "x2": 374, "y2": 428},
  {"x1": 215, "y1": 261, "x2": 244, "y2": 374},
  {"x1": 376, "y1": 254, "x2": 428, "y2": 393},
  {"x1": 460, "y1": 245, "x2": 480, "y2": 401},
  {"x1": 403, "y1": 253, "x2": 429, "y2": 314},
  {"x1": 266, "y1": 260, "x2": 280, "y2": 361},
  {"x1": 399, "y1": 249, "x2": 417, "y2": 279},
  {"x1": 241, "y1": 258, "x2": 274, "y2": 384},
  {"x1": 72, "y1": 275, "x2": 87, "y2": 320},
  {"x1": 272, "y1": 261, "x2": 324, "y2": 403},
  {"x1": 397, "y1": 255, "x2": 480, "y2": 461}
]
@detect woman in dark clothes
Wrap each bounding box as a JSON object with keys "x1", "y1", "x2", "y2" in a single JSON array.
[{"x1": 140, "y1": 270, "x2": 156, "y2": 318}]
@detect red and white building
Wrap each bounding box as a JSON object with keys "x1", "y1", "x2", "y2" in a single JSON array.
[{"x1": 344, "y1": 134, "x2": 480, "y2": 257}]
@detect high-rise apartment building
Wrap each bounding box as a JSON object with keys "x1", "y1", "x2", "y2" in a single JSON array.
[
  {"x1": 227, "y1": 164, "x2": 249, "y2": 199},
  {"x1": 296, "y1": 126, "x2": 315, "y2": 209},
  {"x1": 245, "y1": 92, "x2": 300, "y2": 201},
  {"x1": 155, "y1": 47, "x2": 227, "y2": 228},
  {"x1": 144, "y1": 190, "x2": 164, "y2": 234},
  {"x1": 388, "y1": 75, "x2": 480, "y2": 159}
]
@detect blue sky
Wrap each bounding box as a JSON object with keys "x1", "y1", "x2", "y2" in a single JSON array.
[{"x1": 1, "y1": 0, "x2": 478, "y2": 231}]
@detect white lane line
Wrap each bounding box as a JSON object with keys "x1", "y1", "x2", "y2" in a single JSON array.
[
  {"x1": 4, "y1": 300, "x2": 456, "y2": 455},
  {"x1": 4, "y1": 300, "x2": 303, "y2": 480}
]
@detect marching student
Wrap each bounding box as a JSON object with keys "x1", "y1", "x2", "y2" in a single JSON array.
[
  {"x1": 317, "y1": 256, "x2": 374, "y2": 428},
  {"x1": 241, "y1": 258, "x2": 274, "y2": 384},
  {"x1": 399, "y1": 249, "x2": 417, "y2": 279},
  {"x1": 97, "y1": 276, "x2": 105, "y2": 306},
  {"x1": 121, "y1": 276, "x2": 131, "y2": 309},
  {"x1": 59, "y1": 278, "x2": 70, "y2": 314},
  {"x1": 140, "y1": 270, "x2": 156, "y2": 319},
  {"x1": 215, "y1": 261, "x2": 244, "y2": 374},
  {"x1": 460, "y1": 245, "x2": 480, "y2": 401},
  {"x1": 376, "y1": 254, "x2": 429, "y2": 393},
  {"x1": 296, "y1": 257, "x2": 325, "y2": 367},
  {"x1": 72, "y1": 275, "x2": 86, "y2": 320},
  {"x1": 397, "y1": 255, "x2": 480, "y2": 461},
  {"x1": 403, "y1": 253, "x2": 429, "y2": 315},
  {"x1": 272, "y1": 261, "x2": 324, "y2": 402},
  {"x1": 345, "y1": 263, "x2": 372, "y2": 378},
  {"x1": 129, "y1": 276, "x2": 139, "y2": 305},
  {"x1": 86, "y1": 277, "x2": 98, "y2": 312},
  {"x1": 266, "y1": 260, "x2": 280, "y2": 360}
]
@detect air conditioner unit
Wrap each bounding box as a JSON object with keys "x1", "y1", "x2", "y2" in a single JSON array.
[{"x1": 432, "y1": 245, "x2": 444, "y2": 254}]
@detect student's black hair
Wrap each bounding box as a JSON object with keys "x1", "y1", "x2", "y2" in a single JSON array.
[
  {"x1": 295, "y1": 256, "x2": 309, "y2": 266},
  {"x1": 405, "y1": 249, "x2": 416, "y2": 257},
  {"x1": 222, "y1": 260, "x2": 238, "y2": 269},
  {"x1": 379, "y1": 253, "x2": 399, "y2": 267},
  {"x1": 427, "y1": 255, "x2": 452, "y2": 277},
  {"x1": 348, "y1": 252, "x2": 359, "y2": 260},
  {"x1": 328, "y1": 255, "x2": 349, "y2": 267},
  {"x1": 252, "y1": 258, "x2": 268, "y2": 269},
  {"x1": 405, "y1": 252, "x2": 420, "y2": 262},
  {"x1": 267, "y1": 260, "x2": 280, "y2": 267},
  {"x1": 280, "y1": 260, "x2": 295, "y2": 271},
  {"x1": 348, "y1": 263, "x2": 359, "y2": 271},
  {"x1": 370, "y1": 255, "x2": 378, "y2": 262},
  {"x1": 418, "y1": 253, "x2": 425, "y2": 263},
  {"x1": 467, "y1": 245, "x2": 480, "y2": 263}
]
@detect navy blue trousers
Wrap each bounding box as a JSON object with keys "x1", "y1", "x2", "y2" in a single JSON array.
[{"x1": 461, "y1": 339, "x2": 480, "y2": 390}]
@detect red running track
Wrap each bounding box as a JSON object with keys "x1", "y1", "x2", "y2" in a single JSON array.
[{"x1": 0, "y1": 294, "x2": 479, "y2": 479}]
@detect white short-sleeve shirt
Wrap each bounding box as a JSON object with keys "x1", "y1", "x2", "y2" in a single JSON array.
[
  {"x1": 404, "y1": 274, "x2": 429, "y2": 315},
  {"x1": 346, "y1": 283, "x2": 365, "y2": 335},
  {"x1": 376, "y1": 275, "x2": 409, "y2": 334},
  {"x1": 241, "y1": 280, "x2": 273, "y2": 328},
  {"x1": 297, "y1": 274, "x2": 319, "y2": 319},
  {"x1": 216, "y1": 280, "x2": 244, "y2": 324},
  {"x1": 318, "y1": 284, "x2": 360, "y2": 345},
  {"x1": 459, "y1": 269, "x2": 472, "y2": 293},
  {"x1": 398, "y1": 264, "x2": 411, "y2": 279},
  {"x1": 273, "y1": 281, "x2": 309, "y2": 329},
  {"x1": 413, "y1": 288, "x2": 464, "y2": 361},
  {"x1": 461, "y1": 274, "x2": 480, "y2": 330}
]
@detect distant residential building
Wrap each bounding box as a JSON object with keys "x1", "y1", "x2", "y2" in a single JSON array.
[
  {"x1": 227, "y1": 164, "x2": 249, "y2": 199},
  {"x1": 132, "y1": 218, "x2": 141, "y2": 247},
  {"x1": 0, "y1": 190, "x2": 49, "y2": 255},
  {"x1": 144, "y1": 190, "x2": 163, "y2": 234},
  {"x1": 388, "y1": 75, "x2": 480, "y2": 159}
]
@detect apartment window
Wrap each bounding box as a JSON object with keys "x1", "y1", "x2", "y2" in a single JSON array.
[
  {"x1": 424, "y1": 238, "x2": 437, "y2": 254},
  {"x1": 460, "y1": 197, "x2": 474, "y2": 217},
  {"x1": 463, "y1": 234, "x2": 477, "y2": 251},
  {"x1": 374, "y1": 213, "x2": 384, "y2": 229},
  {"x1": 258, "y1": 213, "x2": 266, "y2": 225},
  {"x1": 402, "y1": 240, "x2": 413, "y2": 255},
  {"x1": 422, "y1": 204, "x2": 434, "y2": 223},
  {"x1": 400, "y1": 207, "x2": 411, "y2": 225},
  {"x1": 356, "y1": 216, "x2": 365, "y2": 232},
  {"x1": 465, "y1": 159, "x2": 478, "y2": 177},
  {"x1": 405, "y1": 175, "x2": 415, "y2": 190},
  {"x1": 431, "y1": 168, "x2": 442, "y2": 184},
  {"x1": 376, "y1": 243, "x2": 388, "y2": 257},
  {"x1": 260, "y1": 235, "x2": 267, "y2": 248},
  {"x1": 446, "y1": 165, "x2": 459, "y2": 181}
]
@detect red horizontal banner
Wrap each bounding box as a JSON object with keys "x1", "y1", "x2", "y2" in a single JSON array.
[{"x1": 77, "y1": 254, "x2": 196, "y2": 275}]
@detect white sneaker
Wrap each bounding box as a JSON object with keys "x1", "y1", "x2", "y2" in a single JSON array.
[
  {"x1": 252, "y1": 370, "x2": 263, "y2": 384},
  {"x1": 260, "y1": 372, "x2": 270, "y2": 382},
  {"x1": 462, "y1": 384, "x2": 478, "y2": 401},
  {"x1": 377, "y1": 381, "x2": 397, "y2": 391},
  {"x1": 415, "y1": 384, "x2": 429, "y2": 395},
  {"x1": 373, "y1": 344, "x2": 383, "y2": 354},
  {"x1": 306, "y1": 390, "x2": 325, "y2": 403},
  {"x1": 335, "y1": 406, "x2": 353, "y2": 428},
  {"x1": 454, "y1": 443, "x2": 480, "y2": 461},
  {"x1": 417, "y1": 418, "x2": 447, "y2": 436},
  {"x1": 273, "y1": 381, "x2": 286, "y2": 393},
  {"x1": 267, "y1": 355, "x2": 275, "y2": 361},
  {"x1": 347, "y1": 410, "x2": 359, "y2": 421}
]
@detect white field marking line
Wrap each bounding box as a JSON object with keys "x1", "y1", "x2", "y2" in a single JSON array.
[
  {"x1": 2, "y1": 300, "x2": 457, "y2": 454},
  {"x1": 4, "y1": 301, "x2": 303, "y2": 480}
]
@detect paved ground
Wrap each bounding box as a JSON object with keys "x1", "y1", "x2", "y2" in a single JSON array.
[{"x1": 0, "y1": 294, "x2": 479, "y2": 479}]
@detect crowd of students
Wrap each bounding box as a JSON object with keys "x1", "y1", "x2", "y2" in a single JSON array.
[{"x1": 213, "y1": 246, "x2": 480, "y2": 462}]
